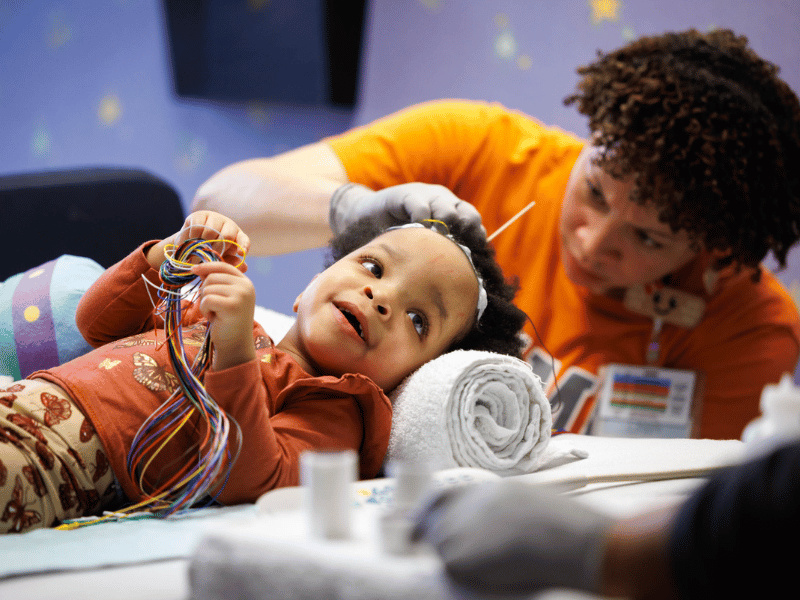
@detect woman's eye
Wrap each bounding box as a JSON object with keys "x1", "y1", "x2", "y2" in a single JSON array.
[
  {"x1": 362, "y1": 259, "x2": 382, "y2": 277},
  {"x1": 637, "y1": 231, "x2": 663, "y2": 249},
  {"x1": 586, "y1": 180, "x2": 605, "y2": 206},
  {"x1": 407, "y1": 311, "x2": 428, "y2": 337}
]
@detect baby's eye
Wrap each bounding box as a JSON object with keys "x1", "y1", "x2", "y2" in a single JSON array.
[
  {"x1": 361, "y1": 259, "x2": 382, "y2": 277},
  {"x1": 407, "y1": 311, "x2": 428, "y2": 337}
]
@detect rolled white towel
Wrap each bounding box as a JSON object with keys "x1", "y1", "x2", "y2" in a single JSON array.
[{"x1": 387, "y1": 350, "x2": 551, "y2": 474}]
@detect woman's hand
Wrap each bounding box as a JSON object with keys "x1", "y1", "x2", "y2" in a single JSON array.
[
  {"x1": 329, "y1": 182, "x2": 486, "y2": 237},
  {"x1": 412, "y1": 481, "x2": 613, "y2": 594}
]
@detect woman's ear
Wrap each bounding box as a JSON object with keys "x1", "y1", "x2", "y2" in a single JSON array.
[{"x1": 703, "y1": 247, "x2": 733, "y2": 294}]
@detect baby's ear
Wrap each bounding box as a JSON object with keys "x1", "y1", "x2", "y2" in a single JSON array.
[{"x1": 292, "y1": 275, "x2": 318, "y2": 313}]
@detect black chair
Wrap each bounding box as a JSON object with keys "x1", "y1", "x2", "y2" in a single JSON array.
[{"x1": 3, "y1": 167, "x2": 186, "y2": 280}]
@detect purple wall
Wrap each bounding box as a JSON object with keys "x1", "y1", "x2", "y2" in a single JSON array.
[
  {"x1": 356, "y1": 1, "x2": 800, "y2": 141},
  {"x1": 2, "y1": 1, "x2": 799, "y2": 357}
]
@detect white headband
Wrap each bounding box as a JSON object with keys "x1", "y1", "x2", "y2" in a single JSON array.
[{"x1": 385, "y1": 222, "x2": 488, "y2": 322}]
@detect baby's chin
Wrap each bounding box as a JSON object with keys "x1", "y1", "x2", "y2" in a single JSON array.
[
  {"x1": 563, "y1": 266, "x2": 626, "y2": 296},
  {"x1": 372, "y1": 369, "x2": 410, "y2": 393}
]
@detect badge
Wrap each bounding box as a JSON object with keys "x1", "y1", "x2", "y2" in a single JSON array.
[{"x1": 593, "y1": 364, "x2": 704, "y2": 438}]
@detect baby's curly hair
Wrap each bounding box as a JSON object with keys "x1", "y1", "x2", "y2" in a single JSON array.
[
  {"x1": 564, "y1": 28, "x2": 800, "y2": 275},
  {"x1": 326, "y1": 216, "x2": 528, "y2": 358}
]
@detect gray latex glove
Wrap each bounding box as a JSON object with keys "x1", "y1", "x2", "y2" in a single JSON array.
[
  {"x1": 329, "y1": 182, "x2": 485, "y2": 237},
  {"x1": 412, "y1": 481, "x2": 614, "y2": 595}
]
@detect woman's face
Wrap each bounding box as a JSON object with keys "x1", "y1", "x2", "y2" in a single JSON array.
[{"x1": 560, "y1": 145, "x2": 698, "y2": 295}]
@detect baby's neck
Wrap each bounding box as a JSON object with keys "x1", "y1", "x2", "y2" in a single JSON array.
[{"x1": 275, "y1": 333, "x2": 319, "y2": 377}]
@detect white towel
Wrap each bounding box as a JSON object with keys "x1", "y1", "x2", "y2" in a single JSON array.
[
  {"x1": 387, "y1": 350, "x2": 551, "y2": 474},
  {"x1": 191, "y1": 509, "x2": 473, "y2": 600}
]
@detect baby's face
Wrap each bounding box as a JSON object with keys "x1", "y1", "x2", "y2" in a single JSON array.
[{"x1": 291, "y1": 227, "x2": 480, "y2": 390}]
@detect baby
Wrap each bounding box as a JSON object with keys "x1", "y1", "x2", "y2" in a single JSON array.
[{"x1": 0, "y1": 211, "x2": 526, "y2": 533}]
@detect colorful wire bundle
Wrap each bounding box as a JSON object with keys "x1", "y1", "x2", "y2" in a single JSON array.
[
  {"x1": 122, "y1": 237, "x2": 245, "y2": 517},
  {"x1": 58, "y1": 236, "x2": 246, "y2": 530}
]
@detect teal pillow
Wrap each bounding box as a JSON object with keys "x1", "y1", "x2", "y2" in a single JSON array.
[{"x1": 0, "y1": 255, "x2": 104, "y2": 379}]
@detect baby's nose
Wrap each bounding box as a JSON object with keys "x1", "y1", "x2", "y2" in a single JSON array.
[{"x1": 364, "y1": 286, "x2": 390, "y2": 316}]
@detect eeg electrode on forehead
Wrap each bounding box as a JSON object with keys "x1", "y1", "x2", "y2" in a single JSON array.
[{"x1": 385, "y1": 220, "x2": 489, "y2": 322}]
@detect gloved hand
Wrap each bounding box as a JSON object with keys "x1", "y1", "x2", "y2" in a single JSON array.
[
  {"x1": 329, "y1": 182, "x2": 485, "y2": 237},
  {"x1": 412, "y1": 481, "x2": 614, "y2": 595}
]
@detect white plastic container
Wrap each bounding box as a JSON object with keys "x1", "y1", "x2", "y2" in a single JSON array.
[
  {"x1": 300, "y1": 449, "x2": 357, "y2": 540},
  {"x1": 742, "y1": 373, "x2": 800, "y2": 458},
  {"x1": 378, "y1": 460, "x2": 434, "y2": 556}
]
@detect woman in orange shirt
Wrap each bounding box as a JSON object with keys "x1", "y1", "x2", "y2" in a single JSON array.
[{"x1": 193, "y1": 28, "x2": 800, "y2": 439}]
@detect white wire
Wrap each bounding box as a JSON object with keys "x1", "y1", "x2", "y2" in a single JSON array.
[{"x1": 487, "y1": 200, "x2": 537, "y2": 242}]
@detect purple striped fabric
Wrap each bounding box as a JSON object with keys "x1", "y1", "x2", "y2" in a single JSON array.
[{"x1": 12, "y1": 259, "x2": 60, "y2": 378}]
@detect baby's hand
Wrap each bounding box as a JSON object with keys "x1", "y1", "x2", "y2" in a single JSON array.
[
  {"x1": 191, "y1": 261, "x2": 257, "y2": 371},
  {"x1": 146, "y1": 210, "x2": 251, "y2": 272}
]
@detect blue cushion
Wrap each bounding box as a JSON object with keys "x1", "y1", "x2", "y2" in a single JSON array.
[{"x1": 0, "y1": 255, "x2": 104, "y2": 379}]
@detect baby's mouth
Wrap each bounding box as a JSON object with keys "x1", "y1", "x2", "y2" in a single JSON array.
[{"x1": 339, "y1": 307, "x2": 365, "y2": 340}]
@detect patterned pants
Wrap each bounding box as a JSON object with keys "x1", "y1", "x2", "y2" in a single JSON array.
[{"x1": 0, "y1": 379, "x2": 117, "y2": 533}]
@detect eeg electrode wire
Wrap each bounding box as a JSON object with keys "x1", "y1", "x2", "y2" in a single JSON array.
[{"x1": 58, "y1": 232, "x2": 246, "y2": 529}]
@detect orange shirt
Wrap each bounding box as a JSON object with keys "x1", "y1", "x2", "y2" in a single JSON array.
[
  {"x1": 327, "y1": 99, "x2": 800, "y2": 439},
  {"x1": 34, "y1": 245, "x2": 392, "y2": 505}
]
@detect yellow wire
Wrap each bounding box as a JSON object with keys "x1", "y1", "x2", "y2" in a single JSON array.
[
  {"x1": 163, "y1": 238, "x2": 247, "y2": 269},
  {"x1": 420, "y1": 218, "x2": 449, "y2": 234},
  {"x1": 137, "y1": 409, "x2": 196, "y2": 493},
  {"x1": 56, "y1": 444, "x2": 217, "y2": 531}
]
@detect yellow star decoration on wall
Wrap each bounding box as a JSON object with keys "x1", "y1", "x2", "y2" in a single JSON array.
[
  {"x1": 417, "y1": 0, "x2": 442, "y2": 12},
  {"x1": 589, "y1": 0, "x2": 621, "y2": 25},
  {"x1": 98, "y1": 94, "x2": 122, "y2": 126},
  {"x1": 493, "y1": 13, "x2": 532, "y2": 71}
]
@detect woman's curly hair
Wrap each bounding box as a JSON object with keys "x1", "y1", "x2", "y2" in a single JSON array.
[
  {"x1": 326, "y1": 216, "x2": 528, "y2": 358},
  {"x1": 564, "y1": 28, "x2": 800, "y2": 275}
]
